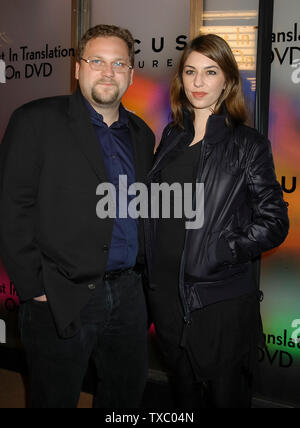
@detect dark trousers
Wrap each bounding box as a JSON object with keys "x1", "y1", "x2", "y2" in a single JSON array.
[
  {"x1": 18, "y1": 270, "x2": 148, "y2": 408},
  {"x1": 167, "y1": 347, "x2": 253, "y2": 409}
]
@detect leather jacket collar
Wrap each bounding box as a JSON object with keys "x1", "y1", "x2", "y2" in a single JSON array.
[{"x1": 149, "y1": 104, "x2": 232, "y2": 178}]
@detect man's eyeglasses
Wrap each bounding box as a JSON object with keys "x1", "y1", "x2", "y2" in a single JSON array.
[{"x1": 80, "y1": 58, "x2": 133, "y2": 73}]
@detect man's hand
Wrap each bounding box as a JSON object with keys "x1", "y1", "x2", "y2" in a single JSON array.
[{"x1": 33, "y1": 295, "x2": 48, "y2": 302}]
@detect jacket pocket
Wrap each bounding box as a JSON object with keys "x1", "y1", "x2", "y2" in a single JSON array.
[
  {"x1": 205, "y1": 230, "x2": 234, "y2": 272},
  {"x1": 196, "y1": 229, "x2": 249, "y2": 281}
]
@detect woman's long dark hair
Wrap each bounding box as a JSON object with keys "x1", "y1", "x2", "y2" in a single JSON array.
[{"x1": 170, "y1": 33, "x2": 248, "y2": 128}]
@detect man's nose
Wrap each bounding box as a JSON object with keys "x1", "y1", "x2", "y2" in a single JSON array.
[{"x1": 102, "y1": 62, "x2": 115, "y2": 77}]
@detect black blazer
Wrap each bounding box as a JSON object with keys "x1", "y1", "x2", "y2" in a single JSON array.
[{"x1": 0, "y1": 89, "x2": 155, "y2": 337}]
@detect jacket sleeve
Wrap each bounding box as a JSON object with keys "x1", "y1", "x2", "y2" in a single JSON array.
[
  {"x1": 0, "y1": 108, "x2": 44, "y2": 301},
  {"x1": 221, "y1": 135, "x2": 289, "y2": 264}
]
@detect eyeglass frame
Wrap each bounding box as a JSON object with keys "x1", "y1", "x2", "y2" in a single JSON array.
[{"x1": 80, "y1": 57, "x2": 133, "y2": 73}]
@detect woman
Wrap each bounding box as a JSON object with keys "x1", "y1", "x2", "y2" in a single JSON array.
[{"x1": 145, "y1": 34, "x2": 289, "y2": 408}]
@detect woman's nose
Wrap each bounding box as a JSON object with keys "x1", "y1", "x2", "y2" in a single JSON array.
[{"x1": 193, "y1": 71, "x2": 204, "y2": 88}]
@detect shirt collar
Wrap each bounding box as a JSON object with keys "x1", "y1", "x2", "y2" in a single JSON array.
[{"x1": 83, "y1": 95, "x2": 129, "y2": 128}]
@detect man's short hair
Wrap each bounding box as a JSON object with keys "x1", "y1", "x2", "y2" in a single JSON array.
[{"x1": 77, "y1": 24, "x2": 135, "y2": 66}]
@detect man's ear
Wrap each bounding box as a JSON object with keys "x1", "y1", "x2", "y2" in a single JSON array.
[
  {"x1": 75, "y1": 61, "x2": 80, "y2": 80},
  {"x1": 129, "y1": 68, "x2": 134, "y2": 86}
]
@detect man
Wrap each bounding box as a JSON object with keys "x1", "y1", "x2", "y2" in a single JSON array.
[{"x1": 0, "y1": 25, "x2": 155, "y2": 408}]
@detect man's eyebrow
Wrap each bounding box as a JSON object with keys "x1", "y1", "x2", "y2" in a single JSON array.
[{"x1": 89, "y1": 55, "x2": 127, "y2": 61}]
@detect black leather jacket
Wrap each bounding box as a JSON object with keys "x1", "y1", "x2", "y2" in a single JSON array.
[{"x1": 145, "y1": 107, "x2": 289, "y2": 326}]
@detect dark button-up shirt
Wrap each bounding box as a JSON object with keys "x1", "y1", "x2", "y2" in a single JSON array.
[{"x1": 84, "y1": 98, "x2": 138, "y2": 272}]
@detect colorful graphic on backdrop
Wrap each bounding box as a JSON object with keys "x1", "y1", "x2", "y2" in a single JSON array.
[
  {"x1": 254, "y1": 8, "x2": 300, "y2": 405},
  {"x1": 0, "y1": 259, "x2": 19, "y2": 313}
]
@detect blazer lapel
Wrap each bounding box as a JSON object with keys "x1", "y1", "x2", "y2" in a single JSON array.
[
  {"x1": 149, "y1": 127, "x2": 193, "y2": 179},
  {"x1": 128, "y1": 115, "x2": 144, "y2": 184},
  {"x1": 67, "y1": 89, "x2": 108, "y2": 183}
]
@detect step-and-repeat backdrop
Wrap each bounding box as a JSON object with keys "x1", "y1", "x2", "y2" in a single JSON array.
[
  {"x1": 0, "y1": 0, "x2": 73, "y2": 345},
  {"x1": 255, "y1": 0, "x2": 300, "y2": 406},
  {"x1": 0, "y1": 0, "x2": 299, "y2": 406}
]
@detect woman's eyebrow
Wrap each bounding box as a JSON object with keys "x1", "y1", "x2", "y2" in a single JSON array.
[{"x1": 184, "y1": 65, "x2": 219, "y2": 69}]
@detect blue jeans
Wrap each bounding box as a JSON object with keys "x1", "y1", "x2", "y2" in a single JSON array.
[{"x1": 19, "y1": 269, "x2": 148, "y2": 408}]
